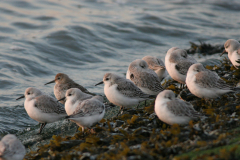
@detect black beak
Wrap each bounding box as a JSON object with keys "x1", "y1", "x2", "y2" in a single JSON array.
[
  {"x1": 45, "y1": 80, "x2": 55, "y2": 85},
  {"x1": 95, "y1": 81, "x2": 104, "y2": 86},
  {"x1": 58, "y1": 97, "x2": 66, "y2": 102},
  {"x1": 220, "y1": 49, "x2": 227, "y2": 56},
  {"x1": 16, "y1": 95, "x2": 25, "y2": 100}
]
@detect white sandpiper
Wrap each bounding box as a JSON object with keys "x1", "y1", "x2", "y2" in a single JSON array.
[
  {"x1": 16, "y1": 87, "x2": 67, "y2": 134},
  {"x1": 221, "y1": 39, "x2": 240, "y2": 68},
  {"x1": 59, "y1": 88, "x2": 93, "y2": 116},
  {"x1": 142, "y1": 56, "x2": 167, "y2": 81},
  {"x1": 186, "y1": 63, "x2": 238, "y2": 99},
  {"x1": 95, "y1": 73, "x2": 154, "y2": 110},
  {"x1": 165, "y1": 47, "x2": 197, "y2": 84},
  {"x1": 64, "y1": 88, "x2": 105, "y2": 132},
  {"x1": 45, "y1": 73, "x2": 94, "y2": 104},
  {"x1": 126, "y1": 59, "x2": 164, "y2": 95},
  {"x1": 0, "y1": 134, "x2": 26, "y2": 160},
  {"x1": 155, "y1": 90, "x2": 202, "y2": 125}
]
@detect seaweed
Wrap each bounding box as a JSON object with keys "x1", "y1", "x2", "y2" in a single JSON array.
[{"x1": 187, "y1": 41, "x2": 224, "y2": 55}]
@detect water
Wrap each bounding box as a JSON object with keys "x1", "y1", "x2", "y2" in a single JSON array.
[{"x1": 0, "y1": 0, "x2": 240, "y2": 136}]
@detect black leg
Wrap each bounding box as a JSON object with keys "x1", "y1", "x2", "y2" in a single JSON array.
[
  {"x1": 76, "y1": 126, "x2": 79, "y2": 132},
  {"x1": 136, "y1": 103, "x2": 140, "y2": 109},
  {"x1": 38, "y1": 122, "x2": 47, "y2": 134},
  {"x1": 184, "y1": 84, "x2": 188, "y2": 89},
  {"x1": 117, "y1": 106, "x2": 123, "y2": 116},
  {"x1": 180, "y1": 84, "x2": 183, "y2": 89}
]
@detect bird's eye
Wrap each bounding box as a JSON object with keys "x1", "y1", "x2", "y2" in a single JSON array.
[
  {"x1": 68, "y1": 94, "x2": 72, "y2": 96},
  {"x1": 140, "y1": 65, "x2": 145, "y2": 68},
  {"x1": 106, "y1": 78, "x2": 109, "y2": 81},
  {"x1": 28, "y1": 92, "x2": 30, "y2": 95},
  {"x1": 225, "y1": 44, "x2": 230, "y2": 48},
  {"x1": 130, "y1": 74, "x2": 134, "y2": 79},
  {"x1": 164, "y1": 95, "x2": 170, "y2": 99},
  {"x1": 57, "y1": 77, "x2": 60, "y2": 80},
  {"x1": 182, "y1": 54, "x2": 187, "y2": 58}
]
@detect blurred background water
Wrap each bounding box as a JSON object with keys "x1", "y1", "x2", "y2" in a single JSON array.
[{"x1": 0, "y1": 0, "x2": 240, "y2": 136}]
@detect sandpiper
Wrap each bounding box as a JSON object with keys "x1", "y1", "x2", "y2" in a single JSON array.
[
  {"x1": 16, "y1": 87, "x2": 67, "y2": 134},
  {"x1": 45, "y1": 73, "x2": 94, "y2": 104}
]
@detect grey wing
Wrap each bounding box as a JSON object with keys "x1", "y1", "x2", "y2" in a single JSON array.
[
  {"x1": 175, "y1": 60, "x2": 195, "y2": 75},
  {"x1": 167, "y1": 100, "x2": 202, "y2": 118},
  {"x1": 147, "y1": 58, "x2": 164, "y2": 70},
  {"x1": 147, "y1": 61, "x2": 160, "y2": 70},
  {"x1": 195, "y1": 70, "x2": 234, "y2": 90},
  {"x1": 35, "y1": 95, "x2": 66, "y2": 114},
  {"x1": 156, "y1": 58, "x2": 165, "y2": 66},
  {"x1": 69, "y1": 82, "x2": 95, "y2": 96},
  {"x1": 131, "y1": 71, "x2": 164, "y2": 93},
  {"x1": 188, "y1": 56, "x2": 197, "y2": 63},
  {"x1": 70, "y1": 99, "x2": 105, "y2": 118},
  {"x1": 116, "y1": 79, "x2": 151, "y2": 98}
]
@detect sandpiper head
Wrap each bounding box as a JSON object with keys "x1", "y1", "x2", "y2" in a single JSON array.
[
  {"x1": 221, "y1": 39, "x2": 240, "y2": 56},
  {"x1": 16, "y1": 87, "x2": 42, "y2": 100},
  {"x1": 64, "y1": 88, "x2": 88, "y2": 101},
  {"x1": 179, "y1": 49, "x2": 188, "y2": 58},
  {"x1": 188, "y1": 63, "x2": 205, "y2": 74},
  {"x1": 169, "y1": 49, "x2": 185, "y2": 63},
  {"x1": 1, "y1": 134, "x2": 18, "y2": 142},
  {"x1": 166, "y1": 47, "x2": 179, "y2": 56},
  {"x1": 0, "y1": 134, "x2": 18, "y2": 154},
  {"x1": 0, "y1": 134, "x2": 26, "y2": 159},
  {"x1": 129, "y1": 59, "x2": 149, "y2": 71},
  {"x1": 142, "y1": 56, "x2": 165, "y2": 71},
  {"x1": 157, "y1": 90, "x2": 175, "y2": 100},
  {"x1": 45, "y1": 73, "x2": 71, "y2": 85},
  {"x1": 95, "y1": 73, "x2": 122, "y2": 86},
  {"x1": 142, "y1": 56, "x2": 156, "y2": 63}
]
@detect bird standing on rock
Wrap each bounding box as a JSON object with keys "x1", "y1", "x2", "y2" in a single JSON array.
[
  {"x1": 16, "y1": 87, "x2": 67, "y2": 134},
  {"x1": 186, "y1": 63, "x2": 239, "y2": 99},
  {"x1": 95, "y1": 73, "x2": 154, "y2": 113},
  {"x1": 165, "y1": 47, "x2": 197, "y2": 84},
  {"x1": 62, "y1": 88, "x2": 105, "y2": 132},
  {"x1": 126, "y1": 59, "x2": 164, "y2": 95},
  {"x1": 155, "y1": 90, "x2": 202, "y2": 125}
]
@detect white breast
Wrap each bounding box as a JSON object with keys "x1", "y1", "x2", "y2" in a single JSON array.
[
  {"x1": 104, "y1": 84, "x2": 141, "y2": 107},
  {"x1": 65, "y1": 100, "x2": 79, "y2": 115},
  {"x1": 229, "y1": 51, "x2": 240, "y2": 68}
]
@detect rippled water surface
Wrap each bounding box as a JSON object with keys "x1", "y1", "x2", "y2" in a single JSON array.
[{"x1": 0, "y1": 0, "x2": 240, "y2": 134}]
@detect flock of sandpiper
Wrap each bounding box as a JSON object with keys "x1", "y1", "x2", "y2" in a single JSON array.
[{"x1": 0, "y1": 39, "x2": 240, "y2": 160}]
